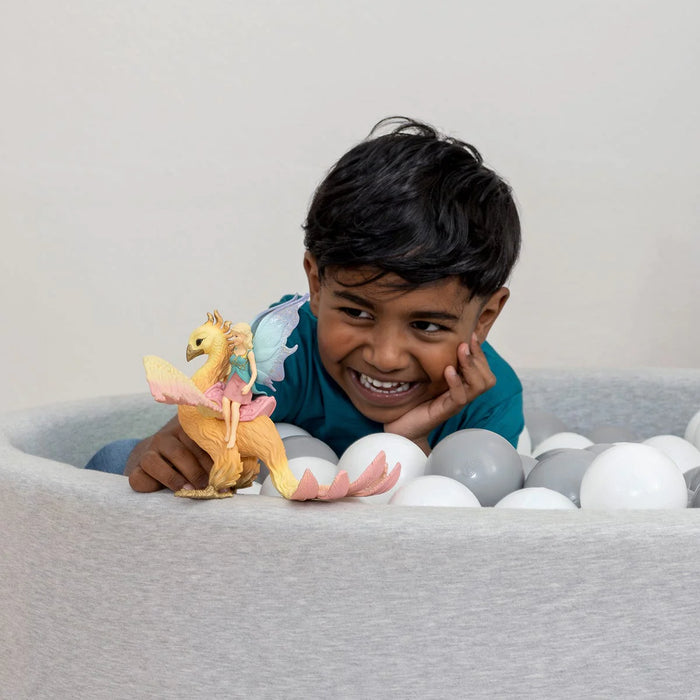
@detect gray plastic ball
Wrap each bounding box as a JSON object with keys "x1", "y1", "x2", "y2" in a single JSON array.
[
  {"x1": 524, "y1": 448, "x2": 596, "y2": 507},
  {"x1": 689, "y1": 485, "x2": 700, "y2": 508},
  {"x1": 534, "y1": 448, "x2": 570, "y2": 462},
  {"x1": 425, "y1": 429, "x2": 523, "y2": 506},
  {"x1": 585, "y1": 443, "x2": 615, "y2": 456},
  {"x1": 520, "y1": 454, "x2": 538, "y2": 479},
  {"x1": 524, "y1": 409, "x2": 569, "y2": 448},
  {"x1": 684, "y1": 465, "x2": 700, "y2": 492}
]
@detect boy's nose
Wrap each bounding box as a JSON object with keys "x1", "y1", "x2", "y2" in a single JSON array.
[{"x1": 362, "y1": 329, "x2": 409, "y2": 373}]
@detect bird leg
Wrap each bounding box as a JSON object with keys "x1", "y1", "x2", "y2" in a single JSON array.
[{"x1": 174, "y1": 485, "x2": 234, "y2": 499}]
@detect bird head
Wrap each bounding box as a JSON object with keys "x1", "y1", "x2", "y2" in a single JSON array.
[
  {"x1": 185, "y1": 310, "x2": 234, "y2": 362},
  {"x1": 186, "y1": 325, "x2": 214, "y2": 361}
]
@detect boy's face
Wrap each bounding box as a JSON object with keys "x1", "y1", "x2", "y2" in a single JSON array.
[{"x1": 304, "y1": 253, "x2": 508, "y2": 426}]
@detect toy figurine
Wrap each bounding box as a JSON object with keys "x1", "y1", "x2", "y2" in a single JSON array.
[
  {"x1": 143, "y1": 295, "x2": 400, "y2": 500},
  {"x1": 204, "y1": 321, "x2": 263, "y2": 450}
]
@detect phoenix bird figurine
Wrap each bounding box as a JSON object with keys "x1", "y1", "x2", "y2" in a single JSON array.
[{"x1": 143, "y1": 295, "x2": 401, "y2": 501}]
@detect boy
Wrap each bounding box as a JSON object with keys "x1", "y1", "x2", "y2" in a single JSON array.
[{"x1": 90, "y1": 117, "x2": 523, "y2": 493}]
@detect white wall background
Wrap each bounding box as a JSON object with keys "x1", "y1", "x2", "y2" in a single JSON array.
[{"x1": 2, "y1": 0, "x2": 698, "y2": 413}]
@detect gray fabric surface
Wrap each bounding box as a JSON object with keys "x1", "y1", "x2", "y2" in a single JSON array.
[
  {"x1": 519, "y1": 367, "x2": 700, "y2": 439},
  {"x1": 2, "y1": 370, "x2": 700, "y2": 699}
]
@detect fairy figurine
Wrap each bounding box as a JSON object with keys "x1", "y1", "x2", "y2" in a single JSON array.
[{"x1": 203, "y1": 321, "x2": 266, "y2": 449}]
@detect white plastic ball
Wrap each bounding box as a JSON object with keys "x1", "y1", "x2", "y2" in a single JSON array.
[
  {"x1": 532, "y1": 432, "x2": 593, "y2": 458},
  {"x1": 260, "y1": 456, "x2": 339, "y2": 498},
  {"x1": 274, "y1": 422, "x2": 311, "y2": 439},
  {"x1": 642, "y1": 435, "x2": 700, "y2": 473},
  {"x1": 579, "y1": 443, "x2": 687, "y2": 509},
  {"x1": 495, "y1": 487, "x2": 578, "y2": 510},
  {"x1": 388, "y1": 475, "x2": 481, "y2": 507},
  {"x1": 684, "y1": 409, "x2": 700, "y2": 449},
  {"x1": 337, "y1": 433, "x2": 428, "y2": 504},
  {"x1": 517, "y1": 426, "x2": 532, "y2": 456}
]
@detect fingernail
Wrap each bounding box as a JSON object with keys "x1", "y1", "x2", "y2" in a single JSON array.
[{"x1": 181, "y1": 483, "x2": 194, "y2": 490}]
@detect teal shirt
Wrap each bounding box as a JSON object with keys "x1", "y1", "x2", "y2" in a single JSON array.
[{"x1": 261, "y1": 298, "x2": 524, "y2": 456}]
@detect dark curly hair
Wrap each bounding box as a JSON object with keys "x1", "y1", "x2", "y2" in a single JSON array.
[{"x1": 303, "y1": 117, "x2": 521, "y2": 299}]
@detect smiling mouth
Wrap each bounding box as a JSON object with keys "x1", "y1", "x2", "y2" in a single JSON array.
[
  {"x1": 358, "y1": 373, "x2": 412, "y2": 394},
  {"x1": 348, "y1": 369, "x2": 420, "y2": 405}
]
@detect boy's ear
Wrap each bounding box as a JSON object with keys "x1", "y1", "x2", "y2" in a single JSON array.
[
  {"x1": 303, "y1": 252, "x2": 321, "y2": 316},
  {"x1": 474, "y1": 287, "x2": 510, "y2": 342}
]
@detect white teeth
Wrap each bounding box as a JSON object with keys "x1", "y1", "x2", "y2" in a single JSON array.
[{"x1": 359, "y1": 373, "x2": 411, "y2": 394}]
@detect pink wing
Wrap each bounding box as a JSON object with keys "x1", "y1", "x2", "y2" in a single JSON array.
[{"x1": 143, "y1": 355, "x2": 221, "y2": 412}]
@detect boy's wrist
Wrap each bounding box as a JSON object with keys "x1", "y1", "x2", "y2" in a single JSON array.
[
  {"x1": 384, "y1": 424, "x2": 432, "y2": 456},
  {"x1": 412, "y1": 436, "x2": 431, "y2": 456}
]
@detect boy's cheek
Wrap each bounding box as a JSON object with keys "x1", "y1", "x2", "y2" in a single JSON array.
[{"x1": 316, "y1": 324, "x2": 357, "y2": 361}]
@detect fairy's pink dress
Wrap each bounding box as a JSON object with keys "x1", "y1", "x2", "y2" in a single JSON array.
[{"x1": 204, "y1": 350, "x2": 276, "y2": 421}]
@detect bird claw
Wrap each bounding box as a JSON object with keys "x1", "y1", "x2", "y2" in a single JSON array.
[{"x1": 287, "y1": 451, "x2": 402, "y2": 501}]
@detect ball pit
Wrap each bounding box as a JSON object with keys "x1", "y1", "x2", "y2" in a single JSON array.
[
  {"x1": 259, "y1": 405, "x2": 700, "y2": 510},
  {"x1": 2, "y1": 367, "x2": 700, "y2": 698}
]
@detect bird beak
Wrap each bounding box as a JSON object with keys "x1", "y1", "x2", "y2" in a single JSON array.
[{"x1": 186, "y1": 344, "x2": 203, "y2": 362}]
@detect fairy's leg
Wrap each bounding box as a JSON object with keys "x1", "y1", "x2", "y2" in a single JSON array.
[
  {"x1": 226, "y1": 402, "x2": 241, "y2": 449},
  {"x1": 223, "y1": 397, "x2": 232, "y2": 442}
]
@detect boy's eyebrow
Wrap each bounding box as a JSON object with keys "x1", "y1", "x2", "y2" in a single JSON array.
[
  {"x1": 333, "y1": 290, "x2": 376, "y2": 308},
  {"x1": 332, "y1": 290, "x2": 462, "y2": 322}
]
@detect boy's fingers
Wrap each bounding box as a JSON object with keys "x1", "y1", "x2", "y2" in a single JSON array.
[
  {"x1": 139, "y1": 450, "x2": 191, "y2": 492},
  {"x1": 138, "y1": 437, "x2": 210, "y2": 491},
  {"x1": 465, "y1": 333, "x2": 487, "y2": 365},
  {"x1": 128, "y1": 466, "x2": 163, "y2": 493},
  {"x1": 165, "y1": 440, "x2": 211, "y2": 489},
  {"x1": 445, "y1": 365, "x2": 469, "y2": 407},
  {"x1": 457, "y1": 336, "x2": 495, "y2": 396}
]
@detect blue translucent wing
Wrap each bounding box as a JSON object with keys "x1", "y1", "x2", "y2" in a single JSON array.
[{"x1": 246, "y1": 293, "x2": 309, "y2": 391}]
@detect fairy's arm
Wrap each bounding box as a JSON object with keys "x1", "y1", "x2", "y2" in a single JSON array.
[{"x1": 242, "y1": 352, "x2": 257, "y2": 395}]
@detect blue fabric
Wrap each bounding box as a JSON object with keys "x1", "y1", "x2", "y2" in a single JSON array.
[
  {"x1": 259, "y1": 298, "x2": 524, "y2": 456},
  {"x1": 85, "y1": 439, "x2": 140, "y2": 475}
]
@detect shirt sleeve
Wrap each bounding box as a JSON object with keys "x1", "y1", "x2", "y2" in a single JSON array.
[{"x1": 462, "y1": 387, "x2": 524, "y2": 448}]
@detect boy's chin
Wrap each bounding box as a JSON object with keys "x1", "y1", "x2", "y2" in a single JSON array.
[{"x1": 347, "y1": 397, "x2": 419, "y2": 427}]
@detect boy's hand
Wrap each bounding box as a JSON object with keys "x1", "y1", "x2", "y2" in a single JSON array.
[
  {"x1": 126, "y1": 416, "x2": 213, "y2": 492},
  {"x1": 383, "y1": 334, "x2": 495, "y2": 453}
]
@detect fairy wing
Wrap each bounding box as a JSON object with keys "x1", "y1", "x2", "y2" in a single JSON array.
[
  {"x1": 143, "y1": 355, "x2": 221, "y2": 412},
  {"x1": 249, "y1": 293, "x2": 309, "y2": 391}
]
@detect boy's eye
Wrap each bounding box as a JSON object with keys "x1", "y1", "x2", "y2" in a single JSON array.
[
  {"x1": 340, "y1": 307, "x2": 373, "y2": 320},
  {"x1": 412, "y1": 320, "x2": 447, "y2": 333}
]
